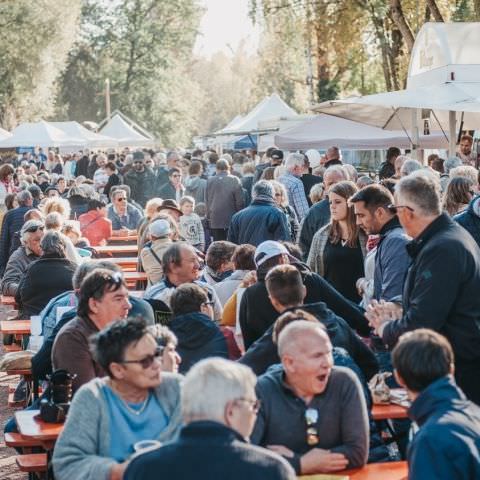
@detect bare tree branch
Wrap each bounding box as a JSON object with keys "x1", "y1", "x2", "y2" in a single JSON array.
[
  {"x1": 426, "y1": 0, "x2": 444, "y2": 22},
  {"x1": 389, "y1": 0, "x2": 414, "y2": 53}
]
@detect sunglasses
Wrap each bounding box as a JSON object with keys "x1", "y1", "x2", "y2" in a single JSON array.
[
  {"x1": 234, "y1": 397, "x2": 261, "y2": 413},
  {"x1": 387, "y1": 204, "x2": 415, "y2": 215},
  {"x1": 171, "y1": 174, "x2": 182, "y2": 178},
  {"x1": 305, "y1": 408, "x2": 319, "y2": 446},
  {"x1": 25, "y1": 225, "x2": 45, "y2": 233},
  {"x1": 202, "y1": 300, "x2": 214, "y2": 307},
  {"x1": 116, "y1": 197, "x2": 127, "y2": 202},
  {"x1": 121, "y1": 346, "x2": 164, "y2": 369}
]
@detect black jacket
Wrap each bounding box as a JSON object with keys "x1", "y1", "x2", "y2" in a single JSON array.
[
  {"x1": 124, "y1": 421, "x2": 295, "y2": 480},
  {"x1": 455, "y1": 195, "x2": 480, "y2": 248},
  {"x1": 378, "y1": 161, "x2": 395, "y2": 180},
  {"x1": 239, "y1": 263, "x2": 369, "y2": 349},
  {"x1": 301, "y1": 172, "x2": 322, "y2": 206},
  {"x1": 240, "y1": 302, "x2": 378, "y2": 379},
  {"x1": 298, "y1": 198, "x2": 330, "y2": 258},
  {"x1": 15, "y1": 256, "x2": 76, "y2": 318},
  {"x1": 169, "y1": 312, "x2": 228, "y2": 374},
  {"x1": 382, "y1": 214, "x2": 480, "y2": 399},
  {"x1": 124, "y1": 168, "x2": 156, "y2": 207}
]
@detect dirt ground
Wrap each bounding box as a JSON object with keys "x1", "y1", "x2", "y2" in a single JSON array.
[{"x1": 0, "y1": 340, "x2": 28, "y2": 480}]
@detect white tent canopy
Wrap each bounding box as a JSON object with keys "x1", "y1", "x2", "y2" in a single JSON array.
[
  {"x1": 99, "y1": 114, "x2": 154, "y2": 147},
  {"x1": 0, "y1": 120, "x2": 84, "y2": 148},
  {"x1": 49, "y1": 121, "x2": 118, "y2": 148},
  {"x1": 314, "y1": 22, "x2": 480, "y2": 155},
  {"x1": 0, "y1": 127, "x2": 11, "y2": 141},
  {"x1": 215, "y1": 93, "x2": 298, "y2": 136},
  {"x1": 275, "y1": 114, "x2": 448, "y2": 150},
  {"x1": 257, "y1": 115, "x2": 314, "y2": 151}
]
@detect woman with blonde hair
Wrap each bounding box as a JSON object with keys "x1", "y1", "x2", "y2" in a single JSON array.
[
  {"x1": 307, "y1": 180, "x2": 366, "y2": 303},
  {"x1": 442, "y1": 176, "x2": 475, "y2": 216},
  {"x1": 41, "y1": 197, "x2": 71, "y2": 220},
  {"x1": 269, "y1": 180, "x2": 299, "y2": 241}
]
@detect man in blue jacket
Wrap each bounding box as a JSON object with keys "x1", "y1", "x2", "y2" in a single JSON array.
[
  {"x1": 228, "y1": 180, "x2": 290, "y2": 246},
  {"x1": 392, "y1": 329, "x2": 480, "y2": 480}
]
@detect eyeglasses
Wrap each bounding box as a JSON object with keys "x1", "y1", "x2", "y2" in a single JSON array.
[
  {"x1": 234, "y1": 397, "x2": 261, "y2": 413},
  {"x1": 469, "y1": 190, "x2": 476, "y2": 196},
  {"x1": 121, "y1": 346, "x2": 164, "y2": 369},
  {"x1": 171, "y1": 174, "x2": 182, "y2": 178},
  {"x1": 202, "y1": 301, "x2": 214, "y2": 307},
  {"x1": 387, "y1": 204, "x2": 415, "y2": 215},
  {"x1": 305, "y1": 408, "x2": 319, "y2": 446}
]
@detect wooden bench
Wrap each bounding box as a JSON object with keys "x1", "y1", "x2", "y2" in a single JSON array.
[
  {"x1": 4, "y1": 343, "x2": 22, "y2": 352},
  {"x1": 5, "y1": 432, "x2": 41, "y2": 450},
  {"x1": 15, "y1": 452, "x2": 47, "y2": 473}
]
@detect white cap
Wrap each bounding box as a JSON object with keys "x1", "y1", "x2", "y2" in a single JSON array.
[
  {"x1": 149, "y1": 219, "x2": 171, "y2": 238},
  {"x1": 254, "y1": 241, "x2": 290, "y2": 267},
  {"x1": 305, "y1": 149, "x2": 321, "y2": 169}
]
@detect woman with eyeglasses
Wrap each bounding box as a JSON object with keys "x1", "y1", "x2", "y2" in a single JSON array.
[
  {"x1": 53, "y1": 317, "x2": 182, "y2": 480},
  {"x1": 307, "y1": 181, "x2": 366, "y2": 304},
  {"x1": 442, "y1": 176, "x2": 475, "y2": 216}
]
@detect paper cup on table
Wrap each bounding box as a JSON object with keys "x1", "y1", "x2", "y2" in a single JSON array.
[
  {"x1": 30, "y1": 315, "x2": 42, "y2": 336},
  {"x1": 133, "y1": 440, "x2": 162, "y2": 453}
]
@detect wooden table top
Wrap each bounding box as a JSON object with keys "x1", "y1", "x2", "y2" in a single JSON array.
[
  {"x1": 339, "y1": 461, "x2": 408, "y2": 479},
  {"x1": 108, "y1": 234, "x2": 138, "y2": 243},
  {"x1": 371, "y1": 402, "x2": 409, "y2": 421},
  {"x1": 15, "y1": 410, "x2": 64, "y2": 442},
  {"x1": 103, "y1": 257, "x2": 139, "y2": 266},
  {"x1": 0, "y1": 319, "x2": 31, "y2": 335},
  {"x1": 95, "y1": 245, "x2": 138, "y2": 255},
  {"x1": 0, "y1": 295, "x2": 17, "y2": 306},
  {"x1": 123, "y1": 271, "x2": 147, "y2": 282}
]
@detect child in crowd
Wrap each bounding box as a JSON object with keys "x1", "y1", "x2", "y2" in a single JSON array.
[{"x1": 179, "y1": 196, "x2": 205, "y2": 252}]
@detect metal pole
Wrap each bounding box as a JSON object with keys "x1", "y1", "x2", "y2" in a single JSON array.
[
  {"x1": 449, "y1": 110, "x2": 456, "y2": 157},
  {"x1": 411, "y1": 109, "x2": 420, "y2": 160},
  {"x1": 105, "y1": 79, "x2": 111, "y2": 119}
]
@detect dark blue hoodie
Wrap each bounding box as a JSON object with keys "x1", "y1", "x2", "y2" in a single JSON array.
[
  {"x1": 407, "y1": 376, "x2": 480, "y2": 480},
  {"x1": 169, "y1": 312, "x2": 228, "y2": 374}
]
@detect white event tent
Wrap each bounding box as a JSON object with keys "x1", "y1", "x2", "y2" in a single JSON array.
[
  {"x1": 0, "y1": 120, "x2": 84, "y2": 148},
  {"x1": 274, "y1": 114, "x2": 448, "y2": 150},
  {"x1": 0, "y1": 127, "x2": 11, "y2": 141},
  {"x1": 49, "y1": 121, "x2": 118, "y2": 149},
  {"x1": 99, "y1": 113, "x2": 154, "y2": 147},
  {"x1": 314, "y1": 22, "x2": 480, "y2": 155},
  {"x1": 257, "y1": 115, "x2": 313, "y2": 151}
]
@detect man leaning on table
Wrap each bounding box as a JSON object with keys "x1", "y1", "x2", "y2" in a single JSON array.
[
  {"x1": 392, "y1": 329, "x2": 480, "y2": 480},
  {"x1": 250, "y1": 320, "x2": 369, "y2": 475}
]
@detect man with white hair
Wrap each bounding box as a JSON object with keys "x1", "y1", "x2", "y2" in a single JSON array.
[
  {"x1": 1, "y1": 220, "x2": 44, "y2": 295},
  {"x1": 298, "y1": 165, "x2": 347, "y2": 257},
  {"x1": 251, "y1": 320, "x2": 369, "y2": 475},
  {"x1": 277, "y1": 153, "x2": 310, "y2": 221},
  {"x1": 124, "y1": 358, "x2": 295, "y2": 480},
  {"x1": 400, "y1": 158, "x2": 422, "y2": 177},
  {"x1": 367, "y1": 173, "x2": 480, "y2": 405},
  {"x1": 228, "y1": 180, "x2": 290, "y2": 246},
  {"x1": 449, "y1": 165, "x2": 480, "y2": 193}
]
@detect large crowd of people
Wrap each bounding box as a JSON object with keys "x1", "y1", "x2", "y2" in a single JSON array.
[{"x1": 1, "y1": 140, "x2": 480, "y2": 479}]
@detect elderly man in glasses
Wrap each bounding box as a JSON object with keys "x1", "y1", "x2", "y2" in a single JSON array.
[
  {"x1": 1, "y1": 219, "x2": 44, "y2": 296},
  {"x1": 107, "y1": 188, "x2": 144, "y2": 236},
  {"x1": 366, "y1": 172, "x2": 480, "y2": 405},
  {"x1": 251, "y1": 320, "x2": 369, "y2": 475},
  {"x1": 53, "y1": 317, "x2": 182, "y2": 480},
  {"x1": 124, "y1": 358, "x2": 295, "y2": 480}
]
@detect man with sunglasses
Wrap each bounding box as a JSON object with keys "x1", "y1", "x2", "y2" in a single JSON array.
[
  {"x1": 123, "y1": 151, "x2": 156, "y2": 207},
  {"x1": 251, "y1": 320, "x2": 368, "y2": 475},
  {"x1": 156, "y1": 166, "x2": 185, "y2": 203},
  {"x1": 52, "y1": 268, "x2": 132, "y2": 392},
  {"x1": 53, "y1": 317, "x2": 182, "y2": 480},
  {"x1": 350, "y1": 184, "x2": 410, "y2": 303},
  {"x1": 367, "y1": 173, "x2": 480, "y2": 405},
  {"x1": 107, "y1": 189, "x2": 143, "y2": 236}
]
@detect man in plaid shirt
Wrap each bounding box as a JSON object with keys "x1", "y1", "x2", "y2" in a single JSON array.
[{"x1": 277, "y1": 153, "x2": 310, "y2": 221}]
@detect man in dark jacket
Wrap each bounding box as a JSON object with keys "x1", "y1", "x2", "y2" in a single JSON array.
[
  {"x1": 184, "y1": 160, "x2": 207, "y2": 204},
  {"x1": 206, "y1": 159, "x2": 244, "y2": 241},
  {"x1": 392, "y1": 329, "x2": 480, "y2": 479},
  {"x1": 350, "y1": 184, "x2": 410, "y2": 301},
  {"x1": 156, "y1": 166, "x2": 185, "y2": 202},
  {"x1": 368, "y1": 173, "x2": 480, "y2": 404},
  {"x1": 253, "y1": 147, "x2": 279, "y2": 183},
  {"x1": 124, "y1": 358, "x2": 296, "y2": 480},
  {"x1": 239, "y1": 241, "x2": 369, "y2": 349},
  {"x1": 455, "y1": 194, "x2": 480, "y2": 247},
  {"x1": 298, "y1": 165, "x2": 346, "y2": 257},
  {"x1": 169, "y1": 283, "x2": 228, "y2": 374},
  {"x1": 0, "y1": 189, "x2": 33, "y2": 275},
  {"x1": 123, "y1": 152, "x2": 156, "y2": 207},
  {"x1": 240, "y1": 264, "x2": 378, "y2": 379},
  {"x1": 228, "y1": 180, "x2": 290, "y2": 246},
  {"x1": 378, "y1": 146, "x2": 400, "y2": 180}
]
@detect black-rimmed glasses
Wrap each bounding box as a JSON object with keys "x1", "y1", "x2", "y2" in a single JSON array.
[
  {"x1": 305, "y1": 408, "x2": 319, "y2": 446},
  {"x1": 234, "y1": 397, "x2": 261, "y2": 413},
  {"x1": 121, "y1": 346, "x2": 164, "y2": 369},
  {"x1": 387, "y1": 204, "x2": 415, "y2": 215}
]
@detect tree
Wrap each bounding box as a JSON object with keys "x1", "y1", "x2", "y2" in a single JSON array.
[{"x1": 0, "y1": 0, "x2": 81, "y2": 128}]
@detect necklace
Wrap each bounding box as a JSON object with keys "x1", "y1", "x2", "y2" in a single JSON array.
[{"x1": 109, "y1": 380, "x2": 150, "y2": 416}]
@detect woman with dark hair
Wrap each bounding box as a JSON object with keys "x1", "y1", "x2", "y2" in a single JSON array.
[
  {"x1": 4, "y1": 193, "x2": 17, "y2": 210},
  {"x1": 79, "y1": 199, "x2": 113, "y2": 246},
  {"x1": 442, "y1": 176, "x2": 475, "y2": 216},
  {"x1": 16, "y1": 230, "x2": 76, "y2": 317},
  {"x1": 307, "y1": 181, "x2": 366, "y2": 303},
  {"x1": 53, "y1": 317, "x2": 182, "y2": 480},
  {"x1": 0, "y1": 163, "x2": 15, "y2": 215}
]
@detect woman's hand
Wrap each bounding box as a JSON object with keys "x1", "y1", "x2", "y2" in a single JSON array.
[{"x1": 110, "y1": 461, "x2": 129, "y2": 480}]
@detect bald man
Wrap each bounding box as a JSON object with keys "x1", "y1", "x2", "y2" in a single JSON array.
[{"x1": 250, "y1": 320, "x2": 369, "y2": 475}]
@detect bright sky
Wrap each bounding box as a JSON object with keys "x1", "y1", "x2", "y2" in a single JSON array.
[{"x1": 195, "y1": 0, "x2": 260, "y2": 57}]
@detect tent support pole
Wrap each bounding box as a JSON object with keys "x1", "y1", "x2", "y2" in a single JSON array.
[
  {"x1": 411, "y1": 109, "x2": 421, "y2": 162},
  {"x1": 449, "y1": 111, "x2": 456, "y2": 157}
]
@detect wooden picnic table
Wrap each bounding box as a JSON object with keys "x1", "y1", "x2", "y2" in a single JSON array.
[
  {"x1": 108, "y1": 234, "x2": 138, "y2": 243},
  {"x1": 95, "y1": 244, "x2": 139, "y2": 256},
  {"x1": 123, "y1": 271, "x2": 147, "y2": 282},
  {"x1": 0, "y1": 319, "x2": 31, "y2": 335},
  {"x1": 372, "y1": 402, "x2": 409, "y2": 421},
  {"x1": 104, "y1": 256, "x2": 139, "y2": 267},
  {"x1": 1, "y1": 295, "x2": 17, "y2": 306},
  {"x1": 299, "y1": 461, "x2": 408, "y2": 479}
]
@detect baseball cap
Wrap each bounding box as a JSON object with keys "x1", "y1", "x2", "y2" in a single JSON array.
[
  {"x1": 149, "y1": 219, "x2": 171, "y2": 238},
  {"x1": 271, "y1": 149, "x2": 284, "y2": 161},
  {"x1": 133, "y1": 151, "x2": 145, "y2": 162},
  {"x1": 254, "y1": 241, "x2": 290, "y2": 267}
]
